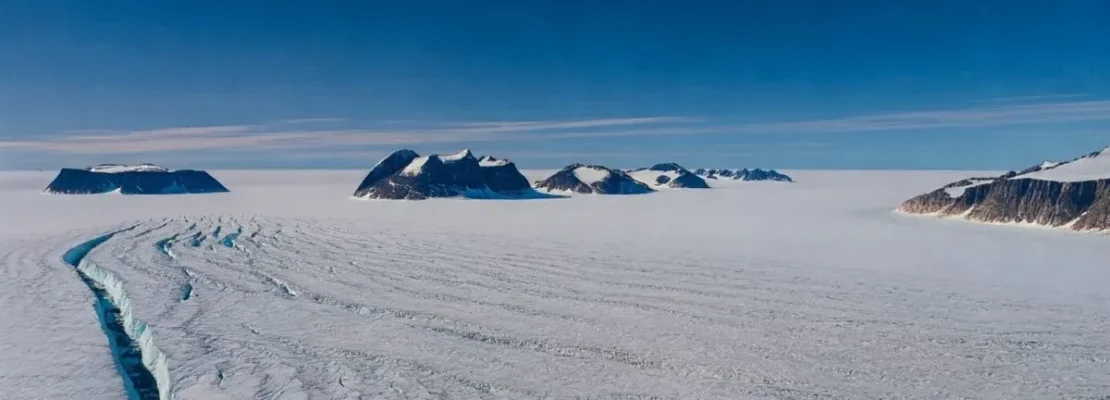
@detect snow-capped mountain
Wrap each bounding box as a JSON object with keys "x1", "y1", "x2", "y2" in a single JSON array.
[
  {"x1": 352, "y1": 149, "x2": 538, "y2": 200},
  {"x1": 534, "y1": 164, "x2": 654, "y2": 194},
  {"x1": 44, "y1": 164, "x2": 229, "y2": 195},
  {"x1": 899, "y1": 145, "x2": 1110, "y2": 231},
  {"x1": 626, "y1": 163, "x2": 710, "y2": 189},
  {"x1": 694, "y1": 168, "x2": 794, "y2": 182}
]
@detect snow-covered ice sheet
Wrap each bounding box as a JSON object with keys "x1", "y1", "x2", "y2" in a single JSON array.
[
  {"x1": 88, "y1": 164, "x2": 172, "y2": 173},
  {"x1": 1020, "y1": 147, "x2": 1110, "y2": 182},
  {"x1": 2, "y1": 169, "x2": 1109, "y2": 399}
]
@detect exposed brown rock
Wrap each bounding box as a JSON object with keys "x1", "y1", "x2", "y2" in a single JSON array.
[{"x1": 898, "y1": 147, "x2": 1110, "y2": 232}]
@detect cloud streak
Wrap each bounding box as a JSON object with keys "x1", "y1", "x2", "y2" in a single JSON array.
[
  {"x1": 0, "y1": 117, "x2": 691, "y2": 154},
  {"x1": 975, "y1": 94, "x2": 1091, "y2": 103},
  {"x1": 274, "y1": 117, "x2": 349, "y2": 125},
  {"x1": 5, "y1": 100, "x2": 1110, "y2": 155}
]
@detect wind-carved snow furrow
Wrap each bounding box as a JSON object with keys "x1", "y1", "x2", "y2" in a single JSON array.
[
  {"x1": 260, "y1": 273, "x2": 297, "y2": 297},
  {"x1": 423, "y1": 326, "x2": 666, "y2": 369},
  {"x1": 211, "y1": 225, "x2": 222, "y2": 238},
  {"x1": 62, "y1": 229, "x2": 172, "y2": 400}
]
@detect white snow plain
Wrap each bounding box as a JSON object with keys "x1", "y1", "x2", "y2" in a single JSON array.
[{"x1": 2, "y1": 169, "x2": 1110, "y2": 400}]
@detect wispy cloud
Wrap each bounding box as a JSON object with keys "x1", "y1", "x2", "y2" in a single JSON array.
[
  {"x1": 450, "y1": 117, "x2": 695, "y2": 131},
  {"x1": 0, "y1": 117, "x2": 691, "y2": 154},
  {"x1": 5, "y1": 100, "x2": 1110, "y2": 156},
  {"x1": 274, "y1": 117, "x2": 348, "y2": 125},
  {"x1": 737, "y1": 100, "x2": 1110, "y2": 133},
  {"x1": 975, "y1": 94, "x2": 1091, "y2": 103},
  {"x1": 539, "y1": 100, "x2": 1110, "y2": 140}
]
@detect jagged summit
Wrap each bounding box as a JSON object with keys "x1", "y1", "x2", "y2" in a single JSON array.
[
  {"x1": 647, "y1": 163, "x2": 686, "y2": 172},
  {"x1": 479, "y1": 155, "x2": 509, "y2": 166},
  {"x1": 534, "y1": 164, "x2": 654, "y2": 195},
  {"x1": 44, "y1": 165, "x2": 228, "y2": 195},
  {"x1": 443, "y1": 149, "x2": 476, "y2": 161},
  {"x1": 352, "y1": 149, "x2": 538, "y2": 200},
  {"x1": 627, "y1": 163, "x2": 710, "y2": 189},
  {"x1": 899, "y1": 145, "x2": 1110, "y2": 231},
  {"x1": 694, "y1": 168, "x2": 793, "y2": 182}
]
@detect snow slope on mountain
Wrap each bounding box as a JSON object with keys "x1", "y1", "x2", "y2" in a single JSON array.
[
  {"x1": 400, "y1": 156, "x2": 431, "y2": 176},
  {"x1": 571, "y1": 166, "x2": 610, "y2": 184},
  {"x1": 2, "y1": 169, "x2": 1109, "y2": 399},
  {"x1": 88, "y1": 164, "x2": 172, "y2": 173},
  {"x1": 1020, "y1": 147, "x2": 1110, "y2": 182},
  {"x1": 942, "y1": 177, "x2": 997, "y2": 197},
  {"x1": 627, "y1": 169, "x2": 679, "y2": 185}
]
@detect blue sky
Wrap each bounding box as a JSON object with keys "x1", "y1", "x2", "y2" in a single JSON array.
[{"x1": 2, "y1": 1, "x2": 1110, "y2": 170}]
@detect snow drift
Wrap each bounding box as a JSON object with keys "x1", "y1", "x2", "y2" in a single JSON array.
[
  {"x1": 45, "y1": 164, "x2": 229, "y2": 195},
  {"x1": 899, "y1": 145, "x2": 1110, "y2": 231}
]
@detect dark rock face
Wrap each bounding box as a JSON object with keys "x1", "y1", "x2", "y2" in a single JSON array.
[
  {"x1": 352, "y1": 149, "x2": 419, "y2": 197},
  {"x1": 352, "y1": 149, "x2": 536, "y2": 200},
  {"x1": 695, "y1": 168, "x2": 793, "y2": 182},
  {"x1": 898, "y1": 146, "x2": 1110, "y2": 231},
  {"x1": 534, "y1": 164, "x2": 654, "y2": 195},
  {"x1": 648, "y1": 163, "x2": 686, "y2": 172},
  {"x1": 628, "y1": 163, "x2": 711, "y2": 189},
  {"x1": 44, "y1": 166, "x2": 229, "y2": 195}
]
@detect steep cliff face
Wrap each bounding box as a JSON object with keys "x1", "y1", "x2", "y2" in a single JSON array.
[
  {"x1": 44, "y1": 165, "x2": 229, "y2": 195},
  {"x1": 352, "y1": 149, "x2": 419, "y2": 198},
  {"x1": 352, "y1": 150, "x2": 536, "y2": 200},
  {"x1": 898, "y1": 146, "x2": 1110, "y2": 231},
  {"x1": 534, "y1": 164, "x2": 654, "y2": 195}
]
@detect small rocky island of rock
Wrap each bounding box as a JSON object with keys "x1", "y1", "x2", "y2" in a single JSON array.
[
  {"x1": 626, "y1": 163, "x2": 711, "y2": 189},
  {"x1": 534, "y1": 164, "x2": 654, "y2": 194},
  {"x1": 44, "y1": 164, "x2": 229, "y2": 194},
  {"x1": 352, "y1": 149, "x2": 541, "y2": 200},
  {"x1": 694, "y1": 168, "x2": 794, "y2": 182},
  {"x1": 898, "y1": 146, "x2": 1110, "y2": 231}
]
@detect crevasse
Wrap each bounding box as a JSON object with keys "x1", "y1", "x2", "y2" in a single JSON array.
[{"x1": 64, "y1": 231, "x2": 173, "y2": 400}]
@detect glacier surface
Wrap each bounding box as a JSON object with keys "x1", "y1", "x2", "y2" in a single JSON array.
[{"x1": 1, "y1": 169, "x2": 1109, "y2": 399}]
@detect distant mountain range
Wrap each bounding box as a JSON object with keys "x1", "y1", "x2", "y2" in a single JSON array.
[
  {"x1": 694, "y1": 168, "x2": 794, "y2": 182},
  {"x1": 898, "y1": 146, "x2": 1110, "y2": 231},
  {"x1": 351, "y1": 151, "x2": 798, "y2": 200},
  {"x1": 44, "y1": 164, "x2": 228, "y2": 195}
]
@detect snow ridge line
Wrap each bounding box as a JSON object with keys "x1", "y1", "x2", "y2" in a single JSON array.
[{"x1": 63, "y1": 229, "x2": 173, "y2": 400}]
